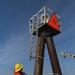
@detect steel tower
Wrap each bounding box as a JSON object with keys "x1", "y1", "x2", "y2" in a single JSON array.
[{"x1": 29, "y1": 6, "x2": 62, "y2": 75}]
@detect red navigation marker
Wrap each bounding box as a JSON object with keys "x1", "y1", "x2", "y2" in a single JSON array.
[{"x1": 48, "y1": 13, "x2": 59, "y2": 31}]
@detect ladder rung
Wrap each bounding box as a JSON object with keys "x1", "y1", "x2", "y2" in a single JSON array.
[
  {"x1": 30, "y1": 41, "x2": 35, "y2": 43},
  {"x1": 31, "y1": 37, "x2": 35, "y2": 39},
  {"x1": 30, "y1": 46, "x2": 35, "y2": 48},
  {"x1": 31, "y1": 56, "x2": 35, "y2": 59},
  {"x1": 30, "y1": 56, "x2": 35, "y2": 60},
  {"x1": 31, "y1": 50, "x2": 36, "y2": 53}
]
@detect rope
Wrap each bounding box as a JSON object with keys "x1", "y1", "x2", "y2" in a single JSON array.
[{"x1": 61, "y1": 55, "x2": 66, "y2": 75}]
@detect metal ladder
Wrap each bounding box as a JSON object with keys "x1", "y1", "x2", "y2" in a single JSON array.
[{"x1": 30, "y1": 33, "x2": 36, "y2": 60}]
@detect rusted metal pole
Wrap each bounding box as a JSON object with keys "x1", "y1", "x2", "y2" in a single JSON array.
[
  {"x1": 46, "y1": 36, "x2": 62, "y2": 75},
  {"x1": 34, "y1": 36, "x2": 45, "y2": 75}
]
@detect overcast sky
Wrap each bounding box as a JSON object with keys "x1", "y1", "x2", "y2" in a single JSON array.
[{"x1": 0, "y1": 0, "x2": 75, "y2": 75}]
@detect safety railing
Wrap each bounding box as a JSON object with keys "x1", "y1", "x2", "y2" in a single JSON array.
[{"x1": 29, "y1": 6, "x2": 62, "y2": 35}]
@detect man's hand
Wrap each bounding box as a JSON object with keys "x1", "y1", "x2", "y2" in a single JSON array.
[{"x1": 22, "y1": 72, "x2": 27, "y2": 75}]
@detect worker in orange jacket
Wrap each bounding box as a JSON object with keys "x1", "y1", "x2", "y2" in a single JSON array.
[{"x1": 14, "y1": 63, "x2": 27, "y2": 75}]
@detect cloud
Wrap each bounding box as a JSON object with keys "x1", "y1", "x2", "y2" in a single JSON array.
[{"x1": 0, "y1": 33, "x2": 30, "y2": 65}]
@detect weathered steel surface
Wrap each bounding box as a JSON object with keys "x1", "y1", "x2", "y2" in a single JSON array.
[
  {"x1": 34, "y1": 36, "x2": 62, "y2": 75},
  {"x1": 34, "y1": 36, "x2": 45, "y2": 75},
  {"x1": 46, "y1": 36, "x2": 62, "y2": 75}
]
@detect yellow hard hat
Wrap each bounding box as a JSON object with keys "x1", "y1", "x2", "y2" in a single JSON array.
[{"x1": 14, "y1": 63, "x2": 23, "y2": 72}]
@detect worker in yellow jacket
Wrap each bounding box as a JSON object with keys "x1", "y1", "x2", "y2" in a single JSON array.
[{"x1": 14, "y1": 63, "x2": 27, "y2": 75}]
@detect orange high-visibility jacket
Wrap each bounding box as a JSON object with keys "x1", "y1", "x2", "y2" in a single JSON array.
[{"x1": 14, "y1": 72, "x2": 25, "y2": 75}]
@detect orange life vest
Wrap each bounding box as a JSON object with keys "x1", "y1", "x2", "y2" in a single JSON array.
[{"x1": 14, "y1": 71, "x2": 25, "y2": 75}]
